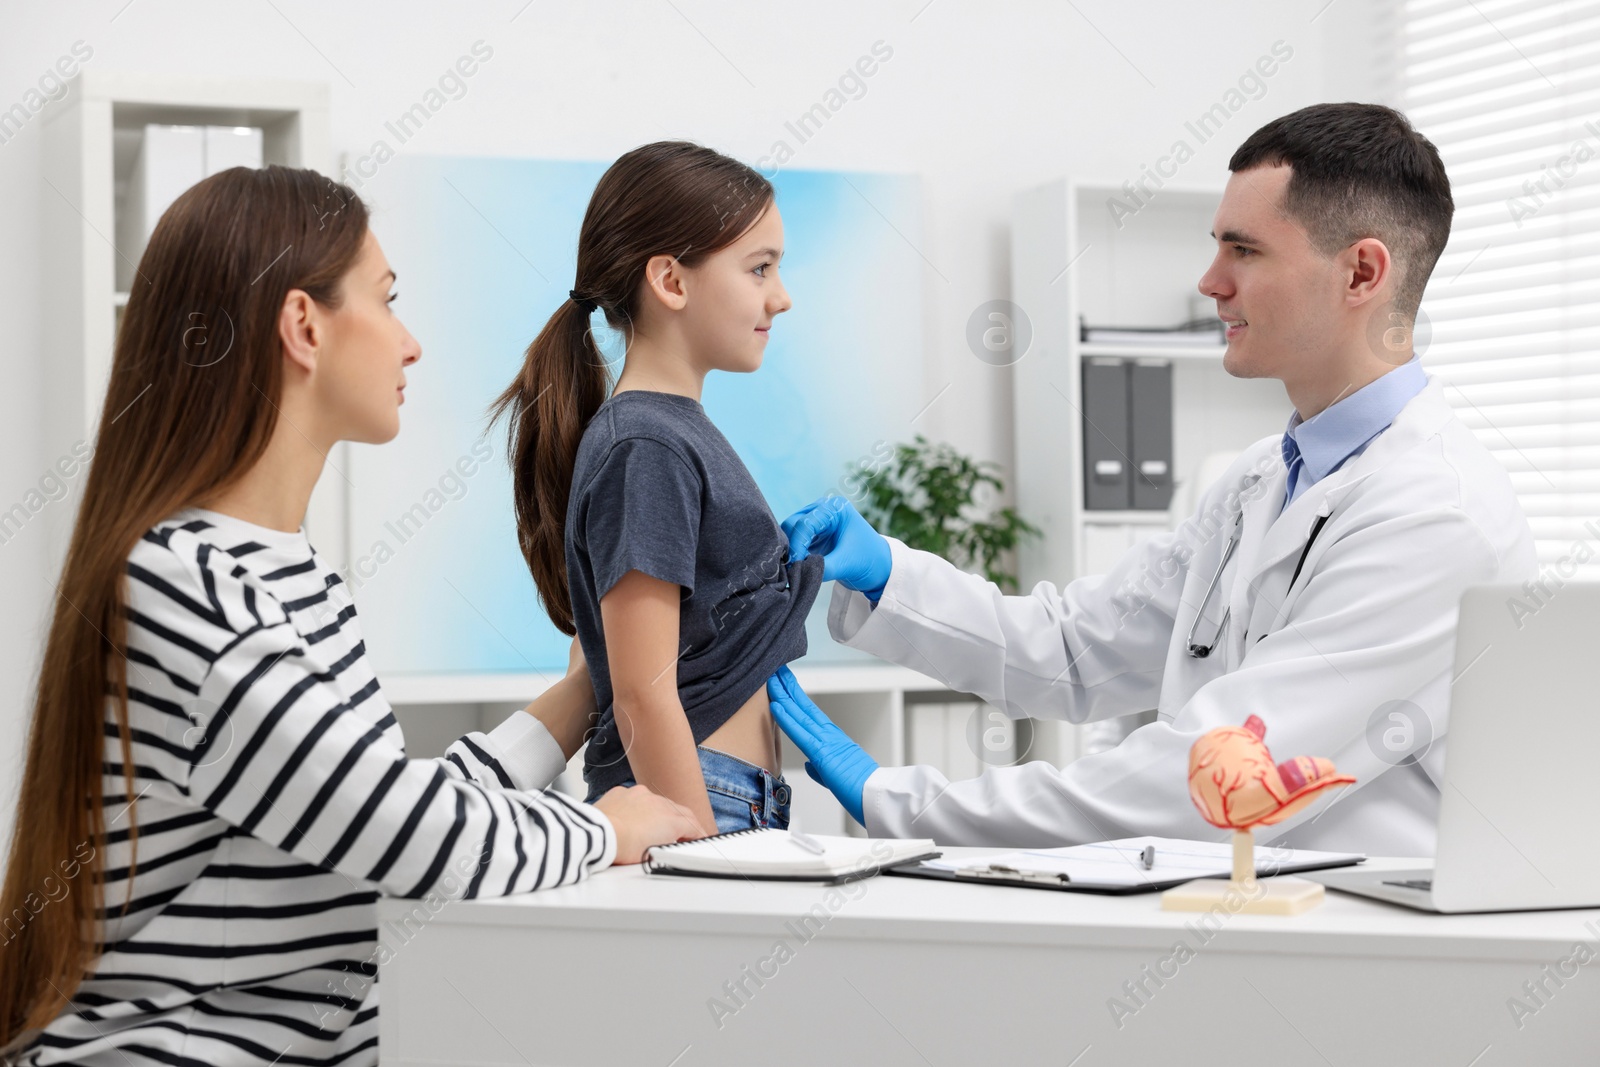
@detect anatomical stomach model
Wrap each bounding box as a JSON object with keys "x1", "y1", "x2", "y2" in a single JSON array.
[
  {"x1": 1163, "y1": 714, "x2": 1356, "y2": 915},
  {"x1": 1188, "y1": 714, "x2": 1356, "y2": 831}
]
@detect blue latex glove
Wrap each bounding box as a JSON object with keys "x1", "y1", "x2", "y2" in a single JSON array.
[
  {"x1": 767, "y1": 665, "x2": 878, "y2": 827},
  {"x1": 780, "y1": 495, "x2": 892, "y2": 603}
]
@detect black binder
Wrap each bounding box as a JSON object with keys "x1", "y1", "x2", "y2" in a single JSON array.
[
  {"x1": 1129, "y1": 360, "x2": 1174, "y2": 510},
  {"x1": 1081, "y1": 358, "x2": 1131, "y2": 509}
]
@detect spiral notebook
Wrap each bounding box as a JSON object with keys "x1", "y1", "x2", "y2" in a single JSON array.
[{"x1": 643, "y1": 828, "x2": 940, "y2": 885}]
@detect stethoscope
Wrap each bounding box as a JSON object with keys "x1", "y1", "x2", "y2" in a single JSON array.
[
  {"x1": 1185, "y1": 506, "x2": 1332, "y2": 659},
  {"x1": 1185, "y1": 510, "x2": 1242, "y2": 659}
]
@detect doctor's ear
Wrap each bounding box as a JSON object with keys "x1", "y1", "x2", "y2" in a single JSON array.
[
  {"x1": 1341, "y1": 237, "x2": 1394, "y2": 309},
  {"x1": 641, "y1": 253, "x2": 689, "y2": 312},
  {"x1": 277, "y1": 288, "x2": 323, "y2": 375}
]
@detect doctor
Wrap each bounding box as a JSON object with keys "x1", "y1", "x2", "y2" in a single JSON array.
[{"x1": 768, "y1": 102, "x2": 1537, "y2": 857}]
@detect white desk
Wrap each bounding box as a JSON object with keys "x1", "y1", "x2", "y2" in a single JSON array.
[{"x1": 377, "y1": 852, "x2": 1600, "y2": 1066}]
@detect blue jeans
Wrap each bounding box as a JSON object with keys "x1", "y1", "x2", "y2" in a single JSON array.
[{"x1": 594, "y1": 746, "x2": 791, "y2": 834}]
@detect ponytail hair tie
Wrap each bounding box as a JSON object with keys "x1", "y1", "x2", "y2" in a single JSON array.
[{"x1": 569, "y1": 289, "x2": 598, "y2": 314}]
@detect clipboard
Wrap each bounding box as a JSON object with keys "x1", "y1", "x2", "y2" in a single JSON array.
[{"x1": 884, "y1": 837, "x2": 1366, "y2": 895}]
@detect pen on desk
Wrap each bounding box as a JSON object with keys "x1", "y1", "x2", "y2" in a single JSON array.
[
  {"x1": 1141, "y1": 845, "x2": 1156, "y2": 870},
  {"x1": 789, "y1": 829, "x2": 826, "y2": 855}
]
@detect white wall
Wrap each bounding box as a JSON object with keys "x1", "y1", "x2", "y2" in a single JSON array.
[{"x1": 0, "y1": 0, "x2": 1383, "y2": 854}]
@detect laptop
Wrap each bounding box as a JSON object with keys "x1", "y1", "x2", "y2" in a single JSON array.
[{"x1": 1304, "y1": 583, "x2": 1600, "y2": 914}]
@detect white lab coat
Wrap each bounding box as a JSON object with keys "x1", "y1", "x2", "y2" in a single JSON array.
[{"x1": 828, "y1": 377, "x2": 1536, "y2": 856}]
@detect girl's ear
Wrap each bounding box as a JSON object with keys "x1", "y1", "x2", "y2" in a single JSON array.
[
  {"x1": 277, "y1": 289, "x2": 322, "y2": 374},
  {"x1": 642, "y1": 253, "x2": 689, "y2": 311}
]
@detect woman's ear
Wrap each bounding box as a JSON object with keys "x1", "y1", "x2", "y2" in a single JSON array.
[
  {"x1": 642, "y1": 253, "x2": 689, "y2": 311},
  {"x1": 277, "y1": 288, "x2": 322, "y2": 375}
]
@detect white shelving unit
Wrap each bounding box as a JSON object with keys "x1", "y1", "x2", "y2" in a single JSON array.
[
  {"x1": 41, "y1": 72, "x2": 340, "y2": 576},
  {"x1": 1011, "y1": 177, "x2": 1289, "y2": 582},
  {"x1": 1010, "y1": 177, "x2": 1289, "y2": 762}
]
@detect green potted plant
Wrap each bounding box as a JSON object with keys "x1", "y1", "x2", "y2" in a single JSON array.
[{"x1": 849, "y1": 434, "x2": 1041, "y2": 593}]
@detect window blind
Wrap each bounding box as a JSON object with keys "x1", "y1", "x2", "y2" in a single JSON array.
[{"x1": 1401, "y1": 0, "x2": 1600, "y2": 573}]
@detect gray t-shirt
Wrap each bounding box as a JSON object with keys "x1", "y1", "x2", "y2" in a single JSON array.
[{"x1": 566, "y1": 389, "x2": 824, "y2": 798}]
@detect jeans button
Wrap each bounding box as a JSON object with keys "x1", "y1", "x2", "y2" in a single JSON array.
[{"x1": 774, "y1": 783, "x2": 791, "y2": 805}]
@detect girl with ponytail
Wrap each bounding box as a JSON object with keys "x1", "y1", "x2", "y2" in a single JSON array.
[{"x1": 493, "y1": 142, "x2": 824, "y2": 836}]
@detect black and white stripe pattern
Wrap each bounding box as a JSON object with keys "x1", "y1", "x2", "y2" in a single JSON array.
[{"x1": 13, "y1": 508, "x2": 613, "y2": 1066}]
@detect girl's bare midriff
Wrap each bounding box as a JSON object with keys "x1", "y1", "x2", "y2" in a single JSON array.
[{"x1": 702, "y1": 685, "x2": 781, "y2": 775}]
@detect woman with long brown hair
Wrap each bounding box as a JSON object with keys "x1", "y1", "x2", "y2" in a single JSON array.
[
  {"x1": 0, "y1": 165, "x2": 698, "y2": 1066},
  {"x1": 492, "y1": 142, "x2": 823, "y2": 836}
]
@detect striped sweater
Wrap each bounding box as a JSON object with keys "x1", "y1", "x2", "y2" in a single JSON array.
[{"x1": 11, "y1": 508, "x2": 614, "y2": 1066}]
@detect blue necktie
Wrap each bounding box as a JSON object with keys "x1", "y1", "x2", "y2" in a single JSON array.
[{"x1": 1283, "y1": 437, "x2": 1305, "y2": 506}]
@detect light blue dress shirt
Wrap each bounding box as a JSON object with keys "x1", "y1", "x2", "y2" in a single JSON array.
[{"x1": 1281, "y1": 357, "x2": 1428, "y2": 508}]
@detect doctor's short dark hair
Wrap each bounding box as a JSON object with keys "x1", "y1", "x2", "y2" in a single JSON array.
[{"x1": 1229, "y1": 102, "x2": 1452, "y2": 318}]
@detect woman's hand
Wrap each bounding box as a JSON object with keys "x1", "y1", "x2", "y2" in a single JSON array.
[
  {"x1": 522, "y1": 641, "x2": 599, "y2": 762},
  {"x1": 593, "y1": 784, "x2": 705, "y2": 864}
]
